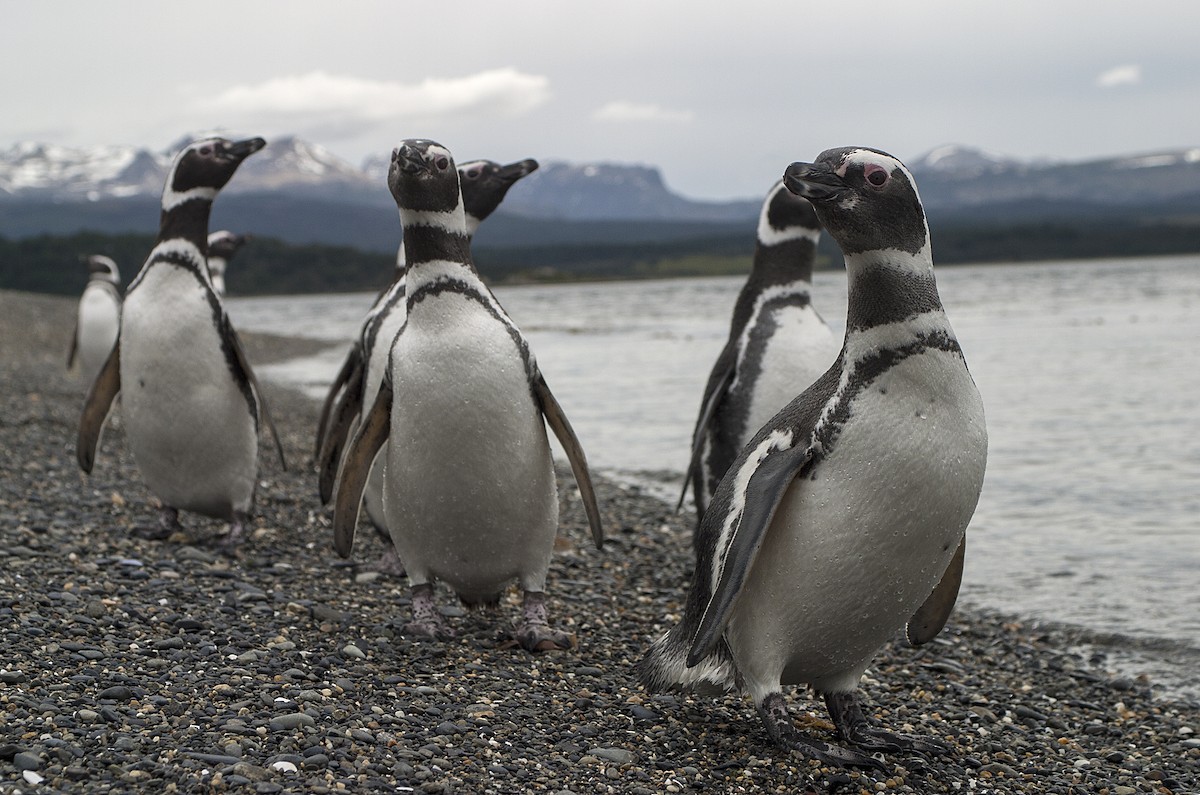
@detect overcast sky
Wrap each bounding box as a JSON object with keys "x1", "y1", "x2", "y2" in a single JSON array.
[{"x1": 5, "y1": 1, "x2": 1199, "y2": 199}]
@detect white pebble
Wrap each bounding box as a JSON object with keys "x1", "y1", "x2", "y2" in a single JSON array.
[
  {"x1": 271, "y1": 761, "x2": 298, "y2": 774},
  {"x1": 23, "y1": 770, "x2": 44, "y2": 785}
]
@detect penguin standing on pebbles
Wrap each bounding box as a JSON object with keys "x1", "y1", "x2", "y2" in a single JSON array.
[
  {"x1": 68, "y1": 255, "x2": 122, "y2": 385},
  {"x1": 315, "y1": 157, "x2": 539, "y2": 577},
  {"x1": 680, "y1": 181, "x2": 838, "y2": 519},
  {"x1": 77, "y1": 137, "x2": 286, "y2": 551},
  {"x1": 205, "y1": 230, "x2": 248, "y2": 298},
  {"x1": 333, "y1": 139, "x2": 602, "y2": 649},
  {"x1": 640, "y1": 147, "x2": 987, "y2": 768}
]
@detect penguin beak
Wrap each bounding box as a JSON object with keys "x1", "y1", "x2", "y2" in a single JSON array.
[
  {"x1": 226, "y1": 137, "x2": 267, "y2": 161},
  {"x1": 783, "y1": 162, "x2": 847, "y2": 202},
  {"x1": 393, "y1": 145, "x2": 428, "y2": 175},
  {"x1": 499, "y1": 158, "x2": 539, "y2": 183}
]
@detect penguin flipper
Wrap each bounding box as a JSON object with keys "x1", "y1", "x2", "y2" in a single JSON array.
[
  {"x1": 317, "y1": 350, "x2": 366, "y2": 505},
  {"x1": 687, "y1": 442, "x2": 814, "y2": 666},
  {"x1": 333, "y1": 376, "x2": 392, "y2": 558},
  {"x1": 678, "y1": 343, "x2": 737, "y2": 512},
  {"x1": 77, "y1": 344, "x2": 121, "y2": 474},
  {"x1": 66, "y1": 322, "x2": 79, "y2": 370},
  {"x1": 227, "y1": 326, "x2": 289, "y2": 472},
  {"x1": 315, "y1": 344, "x2": 361, "y2": 461},
  {"x1": 533, "y1": 370, "x2": 604, "y2": 549},
  {"x1": 906, "y1": 534, "x2": 966, "y2": 646}
]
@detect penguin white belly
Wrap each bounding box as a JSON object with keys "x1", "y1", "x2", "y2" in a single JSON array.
[
  {"x1": 120, "y1": 269, "x2": 257, "y2": 519},
  {"x1": 742, "y1": 305, "x2": 837, "y2": 446},
  {"x1": 382, "y1": 295, "x2": 557, "y2": 601},
  {"x1": 361, "y1": 298, "x2": 406, "y2": 531},
  {"x1": 77, "y1": 286, "x2": 121, "y2": 384},
  {"x1": 727, "y1": 350, "x2": 987, "y2": 698}
]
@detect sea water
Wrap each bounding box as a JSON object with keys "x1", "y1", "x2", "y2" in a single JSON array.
[{"x1": 227, "y1": 255, "x2": 1200, "y2": 696}]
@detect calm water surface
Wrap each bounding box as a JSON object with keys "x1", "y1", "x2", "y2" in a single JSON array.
[{"x1": 228, "y1": 256, "x2": 1200, "y2": 691}]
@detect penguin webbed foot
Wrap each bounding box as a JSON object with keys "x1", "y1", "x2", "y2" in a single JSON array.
[
  {"x1": 757, "y1": 693, "x2": 887, "y2": 771},
  {"x1": 824, "y1": 691, "x2": 950, "y2": 758},
  {"x1": 361, "y1": 544, "x2": 407, "y2": 578},
  {"x1": 512, "y1": 590, "x2": 575, "y2": 652},
  {"x1": 215, "y1": 512, "x2": 252, "y2": 558},
  {"x1": 134, "y1": 506, "x2": 182, "y2": 541},
  {"x1": 403, "y1": 583, "x2": 456, "y2": 641}
]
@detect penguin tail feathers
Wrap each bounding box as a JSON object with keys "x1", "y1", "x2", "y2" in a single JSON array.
[{"x1": 637, "y1": 625, "x2": 737, "y2": 696}]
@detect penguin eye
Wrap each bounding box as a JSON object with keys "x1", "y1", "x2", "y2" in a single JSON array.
[
  {"x1": 434, "y1": 156, "x2": 450, "y2": 171},
  {"x1": 464, "y1": 168, "x2": 481, "y2": 180},
  {"x1": 864, "y1": 165, "x2": 889, "y2": 187},
  {"x1": 199, "y1": 146, "x2": 212, "y2": 156}
]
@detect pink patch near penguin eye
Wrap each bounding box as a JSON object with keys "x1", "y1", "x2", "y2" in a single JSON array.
[{"x1": 865, "y1": 164, "x2": 889, "y2": 187}]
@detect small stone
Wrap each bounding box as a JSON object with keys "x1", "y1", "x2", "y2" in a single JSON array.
[
  {"x1": 589, "y1": 747, "x2": 634, "y2": 765},
  {"x1": 23, "y1": 770, "x2": 44, "y2": 785},
  {"x1": 342, "y1": 644, "x2": 366, "y2": 660},
  {"x1": 270, "y1": 713, "x2": 315, "y2": 731},
  {"x1": 435, "y1": 721, "x2": 462, "y2": 735},
  {"x1": 76, "y1": 709, "x2": 100, "y2": 724},
  {"x1": 13, "y1": 751, "x2": 41, "y2": 771},
  {"x1": 271, "y1": 761, "x2": 298, "y2": 774},
  {"x1": 97, "y1": 685, "x2": 134, "y2": 700},
  {"x1": 1113, "y1": 787, "x2": 1137, "y2": 795}
]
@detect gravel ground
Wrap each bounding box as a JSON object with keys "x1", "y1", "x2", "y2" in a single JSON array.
[{"x1": 1, "y1": 288, "x2": 1197, "y2": 794}]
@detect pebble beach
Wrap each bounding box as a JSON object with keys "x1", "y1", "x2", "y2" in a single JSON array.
[{"x1": 1, "y1": 288, "x2": 1197, "y2": 795}]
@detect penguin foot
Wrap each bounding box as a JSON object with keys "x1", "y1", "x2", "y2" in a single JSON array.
[
  {"x1": 135, "y1": 506, "x2": 182, "y2": 540},
  {"x1": 404, "y1": 583, "x2": 455, "y2": 641},
  {"x1": 215, "y1": 512, "x2": 251, "y2": 557},
  {"x1": 824, "y1": 691, "x2": 950, "y2": 758},
  {"x1": 512, "y1": 591, "x2": 574, "y2": 651},
  {"x1": 362, "y1": 545, "x2": 407, "y2": 578},
  {"x1": 757, "y1": 693, "x2": 887, "y2": 771}
]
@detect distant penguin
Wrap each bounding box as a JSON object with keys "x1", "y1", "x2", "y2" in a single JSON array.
[
  {"x1": 206, "y1": 230, "x2": 248, "y2": 298},
  {"x1": 68, "y1": 255, "x2": 122, "y2": 385},
  {"x1": 333, "y1": 140, "x2": 602, "y2": 649},
  {"x1": 639, "y1": 147, "x2": 987, "y2": 768},
  {"x1": 77, "y1": 137, "x2": 287, "y2": 550},
  {"x1": 680, "y1": 180, "x2": 838, "y2": 519},
  {"x1": 315, "y1": 157, "x2": 539, "y2": 576}
]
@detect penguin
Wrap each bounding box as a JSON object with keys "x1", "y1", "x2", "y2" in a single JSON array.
[
  {"x1": 333, "y1": 140, "x2": 602, "y2": 649},
  {"x1": 77, "y1": 136, "x2": 287, "y2": 550},
  {"x1": 67, "y1": 255, "x2": 122, "y2": 386},
  {"x1": 206, "y1": 230, "x2": 248, "y2": 298},
  {"x1": 315, "y1": 157, "x2": 539, "y2": 576},
  {"x1": 679, "y1": 180, "x2": 838, "y2": 519},
  {"x1": 639, "y1": 147, "x2": 987, "y2": 768}
]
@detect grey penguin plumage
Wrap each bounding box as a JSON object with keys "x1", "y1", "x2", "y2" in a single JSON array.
[
  {"x1": 205, "y1": 230, "x2": 248, "y2": 298},
  {"x1": 77, "y1": 137, "x2": 287, "y2": 549},
  {"x1": 315, "y1": 157, "x2": 539, "y2": 577},
  {"x1": 332, "y1": 140, "x2": 602, "y2": 649},
  {"x1": 639, "y1": 147, "x2": 987, "y2": 768},
  {"x1": 68, "y1": 255, "x2": 122, "y2": 386},
  {"x1": 680, "y1": 180, "x2": 838, "y2": 519}
]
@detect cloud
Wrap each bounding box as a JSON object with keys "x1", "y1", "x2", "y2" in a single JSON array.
[
  {"x1": 1096, "y1": 64, "x2": 1142, "y2": 88},
  {"x1": 190, "y1": 69, "x2": 551, "y2": 127},
  {"x1": 592, "y1": 101, "x2": 694, "y2": 123}
]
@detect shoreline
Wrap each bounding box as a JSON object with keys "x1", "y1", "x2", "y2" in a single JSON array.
[{"x1": 2, "y1": 289, "x2": 1197, "y2": 793}]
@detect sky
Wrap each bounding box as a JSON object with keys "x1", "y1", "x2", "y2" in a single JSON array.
[{"x1": 4, "y1": 1, "x2": 1199, "y2": 200}]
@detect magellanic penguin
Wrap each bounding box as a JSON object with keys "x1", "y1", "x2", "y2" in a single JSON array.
[
  {"x1": 68, "y1": 255, "x2": 122, "y2": 386},
  {"x1": 639, "y1": 147, "x2": 987, "y2": 769},
  {"x1": 315, "y1": 157, "x2": 539, "y2": 577},
  {"x1": 333, "y1": 140, "x2": 602, "y2": 650},
  {"x1": 77, "y1": 137, "x2": 287, "y2": 550},
  {"x1": 680, "y1": 181, "x2": 838, "y2": 519},
  {"x1": 206, "y1": 230, "x2": 248, "y2": 298}
]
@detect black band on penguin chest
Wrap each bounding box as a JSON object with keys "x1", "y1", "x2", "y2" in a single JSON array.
[
  {"x1": 810, "y1": 329, "x2": 962, "y2": 466},
  {"x1": 129, "y1": 249, "x2": 259, "y2": 428},
  {"x1": 406, "y1": 277, "x2": 535, "y2": 387}
]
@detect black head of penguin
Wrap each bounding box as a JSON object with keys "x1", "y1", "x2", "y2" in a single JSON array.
[
  {"x1": 458, "y1": 158, "x2": 539, "y2": 223},
  {"x1": 764, "y1": 179, "x2": 820, "y2": 236},
  {"x1": 168, "y1": 137, "x2": 266, "y2": 196},
  {"x1": 84, "y1": 255, "x2": 120, "y2": 284},
  {"x1": 208, "y1": 231, "x2": 249, "y2": 260},
  {"x1": 388, "y1": 140, "x2": 462, "y2": 214},
  {"x1": 783, "y1": 147, "x2": 927, "y2": 256}
]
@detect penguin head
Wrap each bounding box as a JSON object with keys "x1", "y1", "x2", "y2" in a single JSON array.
[
  {"x1": 387, "y1": 140, "x2": 462, "y2": 214},
  {"x1": 84, "y1": 255, "x2": 120, "y2": 285},
  {"x1": 783, "y1": 148, "x2": 927, "y2": 256},
  {"x1": 758, "y1": 179, "x2": 821, "y2": 245},
  {"x1": 163, "y1": 137, "x2": 266, "y2": 209},
  {"x1": 457, "y1": 158, "x2": 539, "y2": 227},
  {"x1": 207, "y1": 230, "x2": 248, "y2": 261}
]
